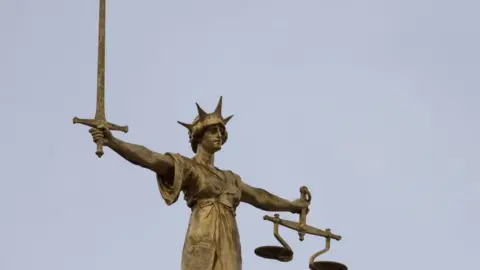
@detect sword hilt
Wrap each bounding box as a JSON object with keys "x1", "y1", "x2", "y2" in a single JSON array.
[
  {"x1": 96, "y1": 140, "x2": 104, "y2": 158},
  {"x1": 72, "y1": 117, "x2": 128, "y2": 158}
]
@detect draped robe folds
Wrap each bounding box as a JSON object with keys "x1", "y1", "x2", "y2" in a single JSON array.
[{"x1": 157, "y1": 153, "x2": 243, "y2": 270}]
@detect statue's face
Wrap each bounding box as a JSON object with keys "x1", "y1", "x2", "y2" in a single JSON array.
[{"x1": 200, "y1": 124, "x2": 225, "y2": 153}]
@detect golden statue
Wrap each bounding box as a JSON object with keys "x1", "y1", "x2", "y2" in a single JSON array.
[
  {"x1": 92, "y1": 97, "x2": 314, "y2": 270},
  {"x1": 73, "y1": 1, "x2": 347, "y2": 270}
]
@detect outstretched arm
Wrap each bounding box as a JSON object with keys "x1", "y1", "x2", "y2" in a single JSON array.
[
  {"x1": 240, "y1": 181, "x2": 299, "y2": 213},
  {"x1": 107, "y1": 137, "x2": 173, "y2": 176},
  {"x1": 90, "y1": 125, "x2": 174, "y2": 177}
]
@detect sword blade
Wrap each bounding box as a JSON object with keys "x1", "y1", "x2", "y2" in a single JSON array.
[
  {"x1": 95, "y1": 0, "x2": 106, "y2": 121},
  {"x1": 72, "y1": 0, "x2": 128, "y2": 159}
]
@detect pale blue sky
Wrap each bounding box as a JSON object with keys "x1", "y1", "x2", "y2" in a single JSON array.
[{"x1": 1, "y1": 0, "x2": 479, "y2": 269}]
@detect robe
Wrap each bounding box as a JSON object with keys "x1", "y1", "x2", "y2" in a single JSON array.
[{"x1": 157, "y1": 153, "x2": 243, "y2": 270}]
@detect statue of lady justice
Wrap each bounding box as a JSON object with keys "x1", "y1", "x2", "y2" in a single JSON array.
[{"x1": 89, "y1": 97, "x2": 310, "y2": 270}]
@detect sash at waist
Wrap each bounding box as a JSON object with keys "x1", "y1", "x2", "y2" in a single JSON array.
[{"x1": 193, "y1": 197, "x2": 237, "y2": 216}]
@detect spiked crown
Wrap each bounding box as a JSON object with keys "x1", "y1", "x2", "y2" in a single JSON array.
[{"x1": 177, "y1": 96, "x2": 233, "y2": 152}]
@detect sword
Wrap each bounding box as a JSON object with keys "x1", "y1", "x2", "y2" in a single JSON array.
[{"x1": 73, "y1": 0, "x2": 128, "y2": 158}]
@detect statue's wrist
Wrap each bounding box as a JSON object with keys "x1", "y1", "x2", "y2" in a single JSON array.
[
  {"x1": 105, "y1": 136, "x2": 116, "y2": 148},
  {"x1": 288, "y1": 202, "x2": 297, "y2": 213},
  {"x1": 290, "y1": 201, "x2": 303, "y2": 214}
]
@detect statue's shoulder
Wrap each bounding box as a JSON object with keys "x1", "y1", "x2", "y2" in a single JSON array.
[
  {"x1": 165, "y1": 152, "x2": 195, "y2": 169},
  {"x1": 219, "y1": 167, "x2": 242, "y2": 182},
  {"x1": 225, "y1": 169, "x2": 240, "y2": 177}
]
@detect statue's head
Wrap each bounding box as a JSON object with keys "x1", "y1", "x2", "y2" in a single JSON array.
[{"x1": 177, "y1": 96, "x2": 233, "y2": 153}]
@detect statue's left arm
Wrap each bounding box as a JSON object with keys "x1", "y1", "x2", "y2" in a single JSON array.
[{"x1": 239, "y1": 181, "x2": 303, "y2": 213}]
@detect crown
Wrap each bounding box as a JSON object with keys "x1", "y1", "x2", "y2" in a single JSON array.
[{"x1": 177, "y1": 96, "x2": 233, "y2": 141}]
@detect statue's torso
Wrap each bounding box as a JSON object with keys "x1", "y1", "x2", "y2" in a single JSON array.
[
  {"x1": 157, "y1": 153, "x2": 243, "y2": 269},
  {"x1": 179, "y1": 156, "x2": 243, "y2": 270},
  {"x1": 183, "y1": 160, "x2": 242, "y2": 211}
]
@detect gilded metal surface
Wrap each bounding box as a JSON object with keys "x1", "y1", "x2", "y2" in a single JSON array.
[
  {"x1": 298, "y1": 186, "x2": 311, "y2": 241},
  {"x1": 72, "y1": 0, "x2": 128, "y2": 158},
  {"x1": 73, "y1": 1, "x2": 347, "y2": 269},
  {"x1": 259, "y1": 189, "x2": 346, "y2": 269},
  {"x1": 254, "y1": 246, "x2": 293, "y2": 262},
  {"x1": 82, "y1": 95, "x2": 310, "y2": 269},
  {"x1": 255, "y1": 214, "x2": 293, "y2": 262},
  {"x1": 310, "y1": 261, "x2": 348, "y2": 270},
  {"x1": 263, "y1": 215, "x2": 342, "y2": 241}
]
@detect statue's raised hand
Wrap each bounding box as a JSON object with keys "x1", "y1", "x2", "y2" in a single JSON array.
[
  {"x1": 89, "y1": 124, "x2": 113, "y2": 146},
  {"x1": 290, "y1": 198, "x2": 310, "y2": 214}
]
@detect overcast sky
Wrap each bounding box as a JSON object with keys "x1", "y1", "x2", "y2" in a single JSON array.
[{"x1": 1, "y1": 0, "x2": 479, "y2": 269}]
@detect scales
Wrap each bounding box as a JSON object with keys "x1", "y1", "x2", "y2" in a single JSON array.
[{"x1": 255, "y1": 187, "x2": 347, "y2": 270}]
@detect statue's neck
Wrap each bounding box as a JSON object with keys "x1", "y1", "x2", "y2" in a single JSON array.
[{"x1": 194, "y1": 147, "x2": 215, "y2": 167}]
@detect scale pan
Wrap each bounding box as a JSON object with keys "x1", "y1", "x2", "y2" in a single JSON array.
[
  {"x1": 254, "y1": 246, "x2": 293, "y2": 262},
  {"x1": 309, "y1": 261, "x2": 348, "y2": 270}
]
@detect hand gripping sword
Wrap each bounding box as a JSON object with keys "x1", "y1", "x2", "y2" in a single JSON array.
[{"x1": 73, "y1": 0, "x2": 128, "y2": 158}]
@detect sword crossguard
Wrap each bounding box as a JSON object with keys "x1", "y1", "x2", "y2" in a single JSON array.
[{"x1": 72, "y1": 117, "x2": 128, "y2": 158}]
